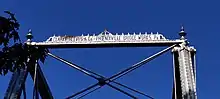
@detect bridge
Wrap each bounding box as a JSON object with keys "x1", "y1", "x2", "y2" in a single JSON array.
[{"x1": 4, "y1": 26, "x2": 197, "y2": 99}]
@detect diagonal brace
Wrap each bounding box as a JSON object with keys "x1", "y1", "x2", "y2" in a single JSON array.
[
  {"x1": 48, "y1": 53, "x2": 138, "y2": 99},
  {"x1": 76, "y1": 44, "x2": 176, "y2": 99},
  {"x1": 68, "y1": 44, "x2": 176, "y2": 98},
  {"x1": 107, "y1": 44, "x2": 177, "y2": 81},
  {"x1": 48, "y1": 44, "x2": 176, "y2": 99}
]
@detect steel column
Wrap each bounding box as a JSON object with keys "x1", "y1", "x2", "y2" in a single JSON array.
[
  {"x1": 28, "y1": 63, "x2": 54, "y2": 99},
  {"x1": 4, "y1": 62, "x2": 53, "y2": 99},
  {"x1": 172, "y1": 43, "x2": 197, "y2": 99},
  {"x1": 4, "y1": 68, "x2": 28, "y2": 99}
]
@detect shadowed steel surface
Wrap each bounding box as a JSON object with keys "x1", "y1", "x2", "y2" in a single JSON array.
[
  {"x1": 77, "y1": 86, "x2": 101, "y2": 99},
  {"x1": 29, "y1": 64, "x2": 53, "y2": 99},
  {"x1": 4, "y1": 68, "x2": 28, "y2": 99},
  {"x1": 4, "y1": 59, "x2": 53, "y2": 99}
]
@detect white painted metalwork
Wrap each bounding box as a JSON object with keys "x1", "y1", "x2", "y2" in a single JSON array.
[
  {"x1": 45, "y1": 31, "x2": 167, "y2": 43},
  {"x1": 172, "y1": 45, "x2": 197, "y2": 99},
  {"x1": 25, "y1": 30, "x2": 185, "y2": 48},
  {"x1": 7, "y1": 27, "x2": 197, "y2": 99}
]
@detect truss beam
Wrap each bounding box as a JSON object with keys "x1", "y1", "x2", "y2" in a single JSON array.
[
  {"x1": 27, "y1": 40, "x2": 183, "y2": 48},
  {"x1": 25, "y1": 30, "x2": 184, "y2": 48}
]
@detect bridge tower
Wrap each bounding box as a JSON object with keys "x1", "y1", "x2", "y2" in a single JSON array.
[{"x1": 172, "y1": 26, "x2": 197, "y2": 99}]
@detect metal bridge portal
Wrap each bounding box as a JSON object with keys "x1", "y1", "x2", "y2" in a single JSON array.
[{"x1": 4, "y1": 26, "x2": 197, "y2": 99}]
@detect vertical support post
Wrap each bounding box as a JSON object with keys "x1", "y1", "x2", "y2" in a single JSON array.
[
  {"x1": 172, "y1": 47, "x2": 182, "y2": 99},
  {"x1": 172, "y1": 51, "x2": 177, "y2": 99},
  {"x1": 190, "y1": 47, "x2": 197, "y2": 98},
  {"x1": 4, "y1": 29, "x2": 53, "y2": 99},
  {"x1": 4, "y1": 68, "x2": 28, "y2": 99},
  {"x1": 172, "y1": 43, "x2": 197, "y2": 99},
  {"x1": 28, "y1": 64, "x2": 54, "y2": 99},
  {"x1": 25, "y1": 30, "x2": 53, "y2": 99}
]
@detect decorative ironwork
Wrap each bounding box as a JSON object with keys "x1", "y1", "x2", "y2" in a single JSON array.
[
  {"x1": 5, "y1": 27, "x2": 197, "y2": 99},
  {"x1": 45, "y1": 31, "x2": 167, "y2": 43}
]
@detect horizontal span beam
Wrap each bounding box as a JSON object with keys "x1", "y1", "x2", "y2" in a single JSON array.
[{"x1": 25, "y1": 40, "x2": 184, "y2": 48}]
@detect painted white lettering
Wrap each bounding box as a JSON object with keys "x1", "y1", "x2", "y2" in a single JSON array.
[{"x1": 45, "y1": 32, "x2": 167, "y2": 43}]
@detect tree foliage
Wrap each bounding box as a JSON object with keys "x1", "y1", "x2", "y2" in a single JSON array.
[{"x1": 0, "y1": 11, "x2": 49, "y2": 75}]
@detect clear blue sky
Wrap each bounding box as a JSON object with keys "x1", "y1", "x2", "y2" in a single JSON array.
[{"x1": 1, "y1": 0, "x2": 220, "y2": 99}]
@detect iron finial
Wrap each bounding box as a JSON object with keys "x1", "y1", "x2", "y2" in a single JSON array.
[
  {"x1": 179, "y1": 25, "x2": 186, "y2": 39},
  {"x1": 26, "y1": 29, "x2": 33, "y2": 41}
]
